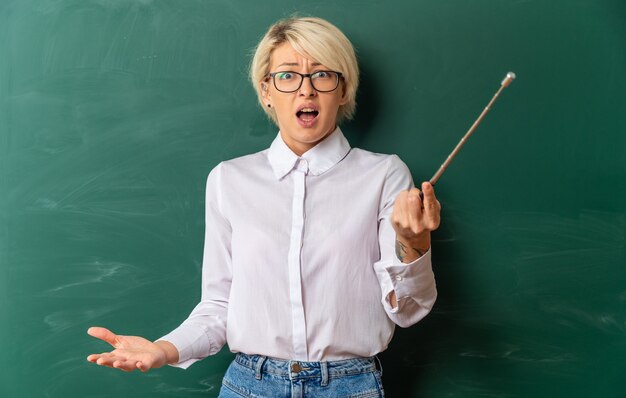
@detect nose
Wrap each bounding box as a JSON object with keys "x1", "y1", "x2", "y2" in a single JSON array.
[{"x1": 298, "y1": 76, "x2": 317, "y2": 97}]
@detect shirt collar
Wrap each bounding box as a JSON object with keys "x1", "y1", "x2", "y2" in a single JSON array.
[{"x1": 267, "y1": 127, "x2": 351, "y2": 180}]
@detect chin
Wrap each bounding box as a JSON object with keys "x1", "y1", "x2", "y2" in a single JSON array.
[{"x1": 304, "y1": 128, "x2": 332, "y2": 142}]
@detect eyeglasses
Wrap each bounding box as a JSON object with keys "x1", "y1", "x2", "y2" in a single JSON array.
[{"x1": 266, "y1": 70, "x2": 343, "y2": 93}]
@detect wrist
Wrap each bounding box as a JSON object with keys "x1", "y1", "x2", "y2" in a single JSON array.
[
  {"x1": 154, "y1": 340, "x2": 180, "y2": 365},
  {"x1": 395, "y1": 233, "x2": 430, "y2": 263}
]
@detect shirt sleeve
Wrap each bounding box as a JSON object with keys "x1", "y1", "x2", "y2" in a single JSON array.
[
  {"x1": 373, "y1": 155, "x2": 437, "y2": 328},
  {"x1": 158, "y1": 163, "x2": 231, "y2": 369}
]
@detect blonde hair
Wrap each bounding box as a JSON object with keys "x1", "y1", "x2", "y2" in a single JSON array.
[{"x1": 250, "y1": 17, "x2": 359, "y2": 124}]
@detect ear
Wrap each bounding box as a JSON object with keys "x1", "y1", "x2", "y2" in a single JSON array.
[
  {"x1": 261, "y1": 81, "x2": 270, "y2": 100},
  {"x1": 339, "y1": 81, "x2": 349, "y2": 106},
  {"x1": 260, "y1": 81, "x2": 274, "y2": 109}
]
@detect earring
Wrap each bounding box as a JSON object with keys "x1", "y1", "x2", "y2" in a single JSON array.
[{"x1": 267, "y1": 104, "x2": 271, "y2": 108}]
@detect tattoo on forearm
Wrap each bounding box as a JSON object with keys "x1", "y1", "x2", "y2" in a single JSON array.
[
  {"x1": 395, "y1": 240, "x2": 408, "y2": 261},
  {"x1": 395, "y1": 240, "x2": 428, "y2": 262},
  {"x1": 414, "y1": 246, "x2": 427, "y2": 258}
]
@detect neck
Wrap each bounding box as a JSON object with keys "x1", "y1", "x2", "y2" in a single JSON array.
[{"x1": 281, "y1": 126, "x2": 337, "y2": 156}]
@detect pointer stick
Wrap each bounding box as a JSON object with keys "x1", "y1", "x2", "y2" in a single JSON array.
[{"x1": 428, "y1": 72, "x2": 516, "y2": 187}]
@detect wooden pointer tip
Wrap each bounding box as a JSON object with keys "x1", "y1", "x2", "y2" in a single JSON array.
[{"x1": 501, "y1": 72, "x2": 516, "y2": 87}]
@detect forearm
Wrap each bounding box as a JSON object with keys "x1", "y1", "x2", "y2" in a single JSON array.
[
  {"x1": 395, "y1": 233, "x2": 430, "y2": 264},
  {"x1": 389, "y1": 233, "x2": 431, "y2": 308}
]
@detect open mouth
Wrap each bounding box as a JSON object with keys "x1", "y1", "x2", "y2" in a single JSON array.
[{"x1": 296, "y1": 108, "x2": 319, "y2": 121}]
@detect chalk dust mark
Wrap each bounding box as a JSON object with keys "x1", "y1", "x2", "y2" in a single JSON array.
[
  {"x1": 542, "y1": 303, "x2": 626, "y2": 334},
  {"x1": 46, "y1": 260, "x2": 126, "y2": 293},
  {"x1": 459, "y1": 343, "x2": 576, "y2": 364},
  {"x1": 44, "y1": 307, "x2": 114, "y2": 333},
  {"x1": 499, "y1": 210, "x2": 624, "y2": 284},
  {"x1": 153, "y1": 375, "x2": 218, "y2": 394}
]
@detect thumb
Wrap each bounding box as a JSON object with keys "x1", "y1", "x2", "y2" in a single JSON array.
[{"x1": 87, "y1": 327, "x2": 119, "y2": 347}]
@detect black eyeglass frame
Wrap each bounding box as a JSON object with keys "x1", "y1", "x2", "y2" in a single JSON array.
[{"x1": 265, "y1": 70, "x2": 344, "y2": 93}]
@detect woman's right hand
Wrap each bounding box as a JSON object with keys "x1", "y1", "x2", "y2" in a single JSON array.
[{"x1": 86, "y1": 327, "x2": 178, "y2": 372}]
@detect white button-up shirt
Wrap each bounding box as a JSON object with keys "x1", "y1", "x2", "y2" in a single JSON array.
[{"x1": 160, "y1": 128, "x2": 437, "y2": 368}]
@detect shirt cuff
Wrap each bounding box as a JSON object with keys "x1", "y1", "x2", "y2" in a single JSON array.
[
  {"x1": 158, "y1": 323, "x2": 214, "y2": 369},
  {"x1": 384, "y1": 248, "x2": 433, "y2": 312}
]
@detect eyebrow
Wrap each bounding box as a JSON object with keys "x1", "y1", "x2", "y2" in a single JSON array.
[{"x1": 276, "y1": 62, "x2": 323, "y2": 68}]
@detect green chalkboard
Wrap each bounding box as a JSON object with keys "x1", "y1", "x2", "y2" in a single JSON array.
[{"x1": 2, "y1": 0, "x2": 625, "y2": 397}]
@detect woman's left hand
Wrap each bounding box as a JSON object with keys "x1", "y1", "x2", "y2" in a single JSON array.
[
  {"x1": 391, "y1": 182, "x2": 441, "y2": 263},
  {"x1": 86, "y1": 327, "x2": 175, "y2": 372}
]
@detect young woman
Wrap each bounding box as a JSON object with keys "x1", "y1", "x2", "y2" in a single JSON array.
[{"x1": 87, "y1": 16, "x2": 441, "y2": 397}]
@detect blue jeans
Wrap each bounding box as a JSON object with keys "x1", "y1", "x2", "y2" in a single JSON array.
[{"x1": 218, "y1": 353, "x2": 385, "y2": 398}]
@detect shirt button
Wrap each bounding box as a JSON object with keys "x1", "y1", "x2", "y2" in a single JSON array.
[
  {"x1": 296, "y1": 158, "x2": 309, "y2": 172},
  {"x1": 291, "y1": 363, "x2": 302, "y2": 373},
  {"x1": 395, "y1": 275, "x2": 403, "y2": 281}
]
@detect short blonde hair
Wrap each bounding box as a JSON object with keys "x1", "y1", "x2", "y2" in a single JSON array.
[{"x1": 250, "y1": 17, "x2": 359, "y2": 125}]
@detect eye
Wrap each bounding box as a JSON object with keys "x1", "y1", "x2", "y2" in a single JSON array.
[
  {"x1": 276, "y1": 72, "x2": 294, "y2": 81},
  {"x1": 313, "y1": 71, "x2": 331, "y2": 79}
]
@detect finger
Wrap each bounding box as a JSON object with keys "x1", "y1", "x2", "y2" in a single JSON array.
[
  {"x1": 87, "y1": 354, "x2": 102, "y2": 363},
  {"x1": 94, "y1": 351, "x2": 125, "y2": 366},
  {"x1": 421, "y1": 182, "x2": 436, "y2": 203},
  {"x1": 137, "y1": 354, "x2": 156, "y2": 371},
  {"x1": 421, "y1": 182, "x2": 441, "y2": 229},
  {"x1": 407, "y1": 188, "x2": 423, "y2": 228},
  {"x1": 98, "y1": 358, "x2": 130, "y2": 370},
  {"x1": 96, "y1": 356, "x2": 116, "y2": 367},
  {"x1": 137, "y1": 361, "x2": 150, "y2": 373},
  {"x1": 88, "y1": 327, "x2": 119, "y2": 347},
  {"x1": 113, "y1": 359, "x2": 138, "y2": 372}
]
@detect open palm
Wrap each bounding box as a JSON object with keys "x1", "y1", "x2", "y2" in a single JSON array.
[{"x1": 87, "y1": 327, "x2": 167, "y2": 372}]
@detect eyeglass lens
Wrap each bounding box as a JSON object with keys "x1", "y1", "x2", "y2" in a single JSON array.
[{"x1": 272, "y1": 71, "x2": 340, "y2": 93}]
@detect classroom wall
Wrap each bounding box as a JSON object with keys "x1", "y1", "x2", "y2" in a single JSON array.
[{"x1": 1, "y1": 0, "x2": 625, "y2": 396}]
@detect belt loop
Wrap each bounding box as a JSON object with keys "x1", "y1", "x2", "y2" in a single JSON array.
[
  {"x1": 374, "y1": 356, "x2": 383, "y2": 376},
  {"x1": 255, "y1": 356, "x2": 267, "y2": 380},
  {"x1": 320, "y1": 361, "x2": 329, "y2": 386}
]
